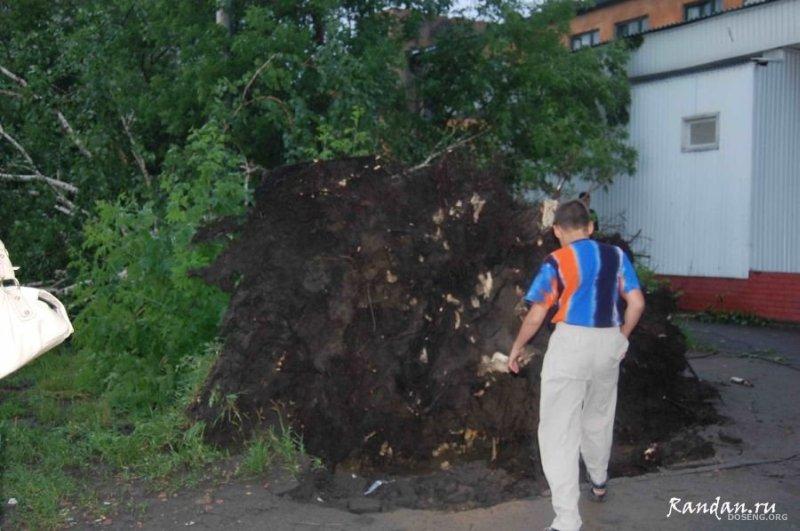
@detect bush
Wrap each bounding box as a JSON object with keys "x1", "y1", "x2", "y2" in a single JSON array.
[
  {"x1": 635, "y1": 263, "x2": 670, "y2": 293},
  {"x1": 69, "y1": 121, "x2": 249, "y2": 412}
]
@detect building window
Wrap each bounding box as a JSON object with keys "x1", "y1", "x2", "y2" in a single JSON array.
[
  {"x1": 615, "y1": 16, "x2": 649, "y2": 38},
  {"x1": 682, "y1": 113, "x2": 720, "y2": 152},
  {"x1": 571, "y1": 29, "x2": 600, "y2": 50},
  {"x1": 684, "y1": 0, "x2": 723, "y2": 21}
]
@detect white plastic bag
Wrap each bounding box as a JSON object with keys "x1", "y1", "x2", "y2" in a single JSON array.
[{"x1": 0, "y1": 240, "x2": 74, "y2": 379}]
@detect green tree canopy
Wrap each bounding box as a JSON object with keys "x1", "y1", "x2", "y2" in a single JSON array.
[{"x1": 0, "y1": 0, "x2": 635, "y2": 280}]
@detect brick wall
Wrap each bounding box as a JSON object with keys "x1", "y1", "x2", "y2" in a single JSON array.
[
  {"x1": 659, "y1": 271, "x2": 800, "y2": 323},
  {"x1": 570, "y1": 0, "x2": 744, "y2": 43}
]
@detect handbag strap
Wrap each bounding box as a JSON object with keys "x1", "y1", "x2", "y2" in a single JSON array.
[{"x1": 0, "y1": 239, "x2": 18, "y2": 282}]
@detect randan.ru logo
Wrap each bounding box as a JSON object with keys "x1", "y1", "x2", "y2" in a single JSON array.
[{"x1": 667, "y1": 497, "x2": 788, "y2": 521}]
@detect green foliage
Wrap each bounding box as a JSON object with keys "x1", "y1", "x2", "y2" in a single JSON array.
[
  {"x1": 0, "y1": 0, "x2": 231, "y2": 278},
  {"x1": 0, "y1": 341, "x2": 224, "y2": 529},
  {"x1": 69, "y1": 122, "x2": 247, "y2": 411},
  {"x1": 693, "y1": 310, "x2": 772, "y2": 327},
  {"x1": 635, "y1": 263, "x2": 670, "y2": 293},
  {"x1": 1, "y1": 0, "x2": 634, "y2": 278},
  {"x1": 238, "y1": 423, "x2": 311, "y2": 477},
  {"x1": 409, "y1": 1, "x2": 636, "y2": 191},
  {"x1": 288, "y1": 106, "x2": 377, "y2": 162}
]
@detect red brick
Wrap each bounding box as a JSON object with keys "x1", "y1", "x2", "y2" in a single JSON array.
[
  {"x1": 658, "y1": 271, "x2": 800, "y2": 323},
  {"x1": 570, "y1": 0, "x2": 745, "y2": 44}
]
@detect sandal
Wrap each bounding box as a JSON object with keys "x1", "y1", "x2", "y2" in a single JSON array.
[{"x1": 587, "y1": 480, "x2": 607, "y2": 503}]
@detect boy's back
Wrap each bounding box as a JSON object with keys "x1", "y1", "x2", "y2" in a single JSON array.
[{"x1": 525, "y1": 238, "x2": 639, "y2": 328}]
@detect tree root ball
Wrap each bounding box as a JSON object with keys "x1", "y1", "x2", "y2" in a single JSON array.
[{"x1": 190, "y1": 155, "x2": 717, "y2": 501}]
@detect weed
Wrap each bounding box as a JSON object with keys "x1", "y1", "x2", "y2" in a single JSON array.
[
  {"x1": 693, "y1": 310, "x2": 771, "y2": 327},
  {"x1": 240, "y1": 436, "x2": 274, "y2": 476},
  {"x1": 635, "y1": 264, "x2": 670, "y2": 292},
  {"x1": 677, "y1": 322, "x2": 718, "y2": 353},
  {"x1": 238, "y1": 421, "x2": 310, "y2": 478}
]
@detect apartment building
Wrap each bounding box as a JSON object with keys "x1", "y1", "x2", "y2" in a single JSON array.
[{"x1": 569, "y1": 0, "x2": 751, "y2": 49}]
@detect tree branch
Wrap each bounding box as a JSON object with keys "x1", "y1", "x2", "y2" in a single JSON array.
[
  {"x1": 54, "y1": 204, "x2": 74, "y2": 216},
  {"x1": 241, "y1": 55, "x2": 276, "y2": 105},
  {"x1": 389, "y1": 131, "x2": 487, "y2": 180},
  {"x1": 0, "y1": 123, "x2": 79, "y2": 195},
  {"x1": 0, "y1": 120, "x2": 80, "y2": 216},
  {"x1": 0, "y1": 172, "x2": 77, "y2": 194},
  {"x1": 0, "y1": 122, "x2": 37, "y2": 167},
  {"x1": 120, "y1": 112, "x2": 152, "y2": 188},
  {"x1": 229, "y1": 56, "x2": 293, "y2": 126},
  {"x1": 56, "y1": 111, "x2": 93, "y2": 159},
  {"x1": 0, "y1": 65, "x2": 28, "y2": 87},
  {"x1": 0, "y1": 63, "x2": 93, "y2": 158}
]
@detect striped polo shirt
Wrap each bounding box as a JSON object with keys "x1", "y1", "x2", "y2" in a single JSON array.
[{"x1": 524, "y1": 238, "x2": 641, "y2": 327}]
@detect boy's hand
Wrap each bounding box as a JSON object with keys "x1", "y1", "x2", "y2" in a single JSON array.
[
  {"x1": 507, "y1": 303, "x2": 548, "y2": 375},
  {"x1": 508, "y1": 345, "x2": 522, "y2": 374}
]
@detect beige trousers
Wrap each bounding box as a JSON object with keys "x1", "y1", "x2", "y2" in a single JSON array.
[{"x1": 538, "y1": 322, "x2": 629, "y2": 531}]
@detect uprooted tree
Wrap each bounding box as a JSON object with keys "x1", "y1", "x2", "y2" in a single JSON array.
[
  {"x1": 2, "y1": 0, "x2": 679, "y2": 489},
  {"x1": 0, "y1": 0, "x2": 647, "y2": 435},
  {"x1": 190, "y1": 156, "x2": 717, "y2": 509}
]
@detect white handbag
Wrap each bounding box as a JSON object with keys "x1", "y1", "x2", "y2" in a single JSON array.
[{"x1": 0, "y1": 239, "x2": 74, "y2": 379}]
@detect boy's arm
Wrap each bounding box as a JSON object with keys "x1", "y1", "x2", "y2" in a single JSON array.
[
  {"x1": 620, "y1": 288, "x2": 645, "y2": 338},
  {"x1": 508, "y1": 302, "x2": 549, "y2": 374},
  {"x1": 618, "y1": 249, "x2": 645, "y2": 338}
]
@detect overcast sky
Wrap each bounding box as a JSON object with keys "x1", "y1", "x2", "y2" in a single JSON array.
[
  {"x1": 449, "y1": 0, "x2": 481, "y2": 14},
  {"x1": 448, "y1": 1, "x2": 542, "y2": 18}
]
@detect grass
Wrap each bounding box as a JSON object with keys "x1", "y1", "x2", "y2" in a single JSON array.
[
  {"x1": 0, "y1": 341, "x2": 312, "y2": 530},
  {"x1": 238, "y1": 422, "x2": 321, "y2": 478},
  {"x1": 677, "y1": 322, "x2": 718, "y2": 354}
]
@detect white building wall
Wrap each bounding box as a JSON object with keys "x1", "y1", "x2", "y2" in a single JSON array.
[
  {"x1": 750, "y1": 48, "x2": 800, "y2": 273},
  {"x1": 593, "y1": 62, "x2": 756, "y2": 278},
  {"x1": 629, "y1": 0, "x2": 800, "y2": 80}
]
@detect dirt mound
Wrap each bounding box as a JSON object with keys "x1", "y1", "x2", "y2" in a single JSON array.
[{"x1": 191, "y1": 155, "x2": 717, "y2": 507}]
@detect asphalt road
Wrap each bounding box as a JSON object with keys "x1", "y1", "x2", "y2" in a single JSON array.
[{"x1": 103, "y1": 320, "x2": 800, "y2": 531}]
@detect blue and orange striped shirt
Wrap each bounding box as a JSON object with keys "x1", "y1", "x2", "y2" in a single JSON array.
[{"x1": 524, "y1": 239, "x2": 641, "y2": 327}]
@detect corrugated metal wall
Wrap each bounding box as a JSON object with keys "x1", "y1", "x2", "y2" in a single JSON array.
[
  {"x1": 629, "y1": 0, "x2": 800, "y2": 79},
  {"x1": 593, "y1": 63, "x2": 755, "y2": 278},
  {"x1": 750, "y1": 48, "x2": 800, "y2": 273}
]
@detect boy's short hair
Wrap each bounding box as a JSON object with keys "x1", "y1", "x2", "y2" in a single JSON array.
[{"x1": 553, "y1": 200, "x2": 591, "y2": 230}]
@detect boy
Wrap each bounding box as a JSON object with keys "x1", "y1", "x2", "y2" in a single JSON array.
[
  {"x1": 508, "y1": 200, "x2": 645, "y2": 531},
  {"x1": 578, "y1": 191, "x2": 600, "y2": 233}
]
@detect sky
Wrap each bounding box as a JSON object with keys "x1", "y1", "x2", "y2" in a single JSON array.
[
  {"x1": 448, "y1": 1, "x2": 543, "y2": 18},
  {"x1": 449, "y1": 0, "x2": 482, "y2": 14}
]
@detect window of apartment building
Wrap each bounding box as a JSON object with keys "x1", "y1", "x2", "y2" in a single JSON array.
[
  {"x1": 571, "y1": 29, "x2": 600, "y2": 50},
  {"x1": 682, "y1": 113, "x2": 720, "y2": 151},
  {"x1": 615, "y1": 16, "x2": 649, "y2": 38},
  {"x1": 684, "y1": 0, "x2": 723, "y2": 21}
]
